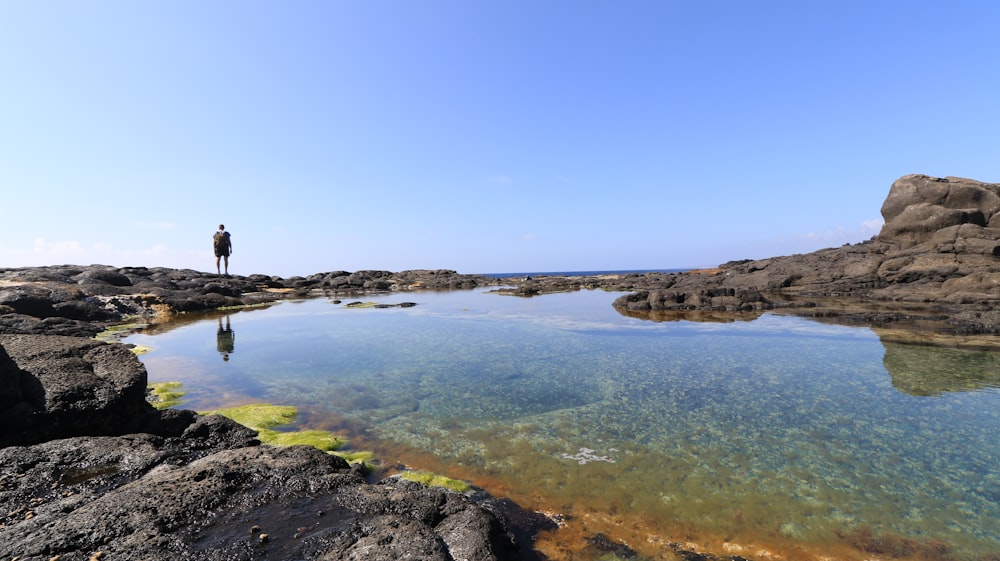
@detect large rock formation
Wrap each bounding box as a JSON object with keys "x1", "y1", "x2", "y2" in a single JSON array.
[
  {"x1": 606, "y1": 175, "x2": 1000, "y2": 335},
  {"x1": 879, "y1": 174, "x2": 1000, "y2": 247}
]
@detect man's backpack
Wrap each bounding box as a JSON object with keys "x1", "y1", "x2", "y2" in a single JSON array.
[{"x1": 214, "y1": 231, "x2": 231, "y2": 253}]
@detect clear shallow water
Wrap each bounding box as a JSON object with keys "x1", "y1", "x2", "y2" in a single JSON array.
[{"x1": 125, "y1": 289, "x2": 1000, "y2": 560}]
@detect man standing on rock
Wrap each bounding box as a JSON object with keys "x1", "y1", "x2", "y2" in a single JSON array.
[{"x1": 213, "y1": 224, "x2": 232, "y2": 275}]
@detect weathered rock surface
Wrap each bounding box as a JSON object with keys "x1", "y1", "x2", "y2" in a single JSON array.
[
  {"x1": 0, "y1": 439, "x2": 517, "y2": 561},
  {"x1": 0, "y1": 334, "x2": 159, "y2": 447}
]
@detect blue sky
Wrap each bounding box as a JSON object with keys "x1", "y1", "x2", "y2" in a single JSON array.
[{"x1": 2, "y1": 2, "x2": 997, "y2": 277}]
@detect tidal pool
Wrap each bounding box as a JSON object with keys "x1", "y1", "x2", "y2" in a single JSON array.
[{"x1": 125, "y1": 288, "x2": 1000, "y2": 560}]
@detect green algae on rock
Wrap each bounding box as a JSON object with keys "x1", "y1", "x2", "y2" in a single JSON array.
[
  {"x1": 330, "y1": 449, "x2": 374, "y2": 466},
  {"x1": 344, "y1": 301, "x2": 418, "y2": 309},
  {"x1": 256, "y1": 428, "x2": 346, "y2": 451},
  {"x1": 399, "y1": 469, "x2": 471, "y2": 493},
  {"x1": 147, "y1": 381, "x2": 186, "y2": 410},
  {"x1": 94, "y1": 322, "x2": 148, "y2": 343},
  {"x1": 202, "y1": 403, "x2": 372, "y2": 467},
  {"x1": 200, "y1": 403, "x2": 298, "y2": 431},
  {"x1": 129, "y1": 344, "x2": 154, "y2": 355}
]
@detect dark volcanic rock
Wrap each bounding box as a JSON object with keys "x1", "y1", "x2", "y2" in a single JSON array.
[
  {"x1": 0, "y1": 283, "x2": 84, "y2": 318},
  {"x1": 300, "y1": 269, "x2": 496, "y2": 292},
  {"x1": 77, "y1": 267, "x2": 134, "y2": 287},
  {"x1": 0, "y1": 334, "x2": 159, "y2": 447},
  {"x1": 0, "y1": 313, "x2": 105, "y2": 338},
  {"x1": 0, "y1": 440, "x2": 518, "y2": 561}
]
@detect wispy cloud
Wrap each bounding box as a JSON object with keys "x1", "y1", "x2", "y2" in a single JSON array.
[
  {"x1": 799, "y1": 218, "x2": 883, "y2": 244},
  {"x1": 32, "y1": 238, "x2": 86, "y2": 257},
  {"x1": 0, "y1": 238, "x2": 103, "y2": 267},
  {"x1": 519, "y1": 234, "x2": 538, "y2": 241},
  {"x1": 802, "y1": 220, "x2": 882, "y2": 240},
  {"x1": 860, "y1": 218, "x2": 883, "y2": 234}
]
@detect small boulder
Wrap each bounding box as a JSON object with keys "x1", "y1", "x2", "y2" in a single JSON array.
[{"x1": 0, "y1": 335, "x2": 157, "y2": 447}]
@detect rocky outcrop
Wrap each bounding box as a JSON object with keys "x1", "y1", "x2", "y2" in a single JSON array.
[
  {"x1": 0, "y1": 335, "x2": 520, "y2": 561},
  {"x1": 599, "y1": 175, "x2": 1000, "y2": 335},
  {"x1": 477, "y1": 175, "x2": 1000, "y2": 335},
  {"x1": 878, "y1": 174, "x2": 1000, "y2": 247},
  {"x1": 297, "y1": 269, "x2": 492, "y2": 292},
  {"x1": 0, "y1": 439, "x2": 517, "y2": 561},
  {"x1": 0, "y1": 334, "x2": 159, "y2": 447},
  {"x1": 0, "y1": 267, "x2": 500, "y2": 338}
]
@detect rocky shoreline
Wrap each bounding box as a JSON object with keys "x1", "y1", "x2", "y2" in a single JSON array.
[
  {"x1": 3, "y1": 173, "x2": 999, "y2": 560},
  {"x1": 0, "y1": 269, "x2": 537, "y2": 561},
  {"x1": 502, "y1": 174, "x2": 1000, "y2": 346}
]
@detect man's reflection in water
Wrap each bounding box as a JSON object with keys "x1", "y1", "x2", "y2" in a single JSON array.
[{"x1": 217, "y1": 316, "x2": 235, "y2": 361}]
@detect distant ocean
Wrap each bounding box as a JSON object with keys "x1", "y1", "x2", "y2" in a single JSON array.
[{"x1": 480, "y1": 268, "x2": 689, "y2": 279}]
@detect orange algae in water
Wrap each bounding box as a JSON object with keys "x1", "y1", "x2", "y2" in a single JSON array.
[{"x1": 354, "y1": 422, "x2": 981, "y2": 561}]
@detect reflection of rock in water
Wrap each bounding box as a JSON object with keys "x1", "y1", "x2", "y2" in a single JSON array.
[
  {"x1": 616, "y1": 307, "x2": 764, "y2": 324},
  {"x1": 881, "y1": 340, "x2": 1000, "y2": 395}
]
